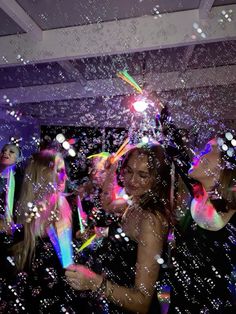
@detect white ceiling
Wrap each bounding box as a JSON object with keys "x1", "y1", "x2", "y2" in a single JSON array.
[{"x1": 0, "y1": 0, "x2": 235, "y2": 138}]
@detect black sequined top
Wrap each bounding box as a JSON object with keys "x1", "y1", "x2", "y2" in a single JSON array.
[
  {"x1": 0, "y1": 236, "x2": 86, "y2": 314},
  {"x1": 86, "y1": 223, "x2": 161, "y2": 314},
  {"x1": 168, "y1": 212, "x2": 236, "y2": 314}
]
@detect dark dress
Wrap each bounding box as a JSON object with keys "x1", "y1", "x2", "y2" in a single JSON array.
[
  {"x1": 168, "y1": 212, "x2": 236, "y2": 314},
  {"x1": 0, "y1": 235, "x2": 87, "y2": 314},
  {"x1": 81, "y1": 222, "x2": 161, "y2": 314}
]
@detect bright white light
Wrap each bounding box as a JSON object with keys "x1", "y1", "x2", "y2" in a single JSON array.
[
  {"x1": 142, "y1": 136, "x2": 149, "y2": 144},
  {"x1": 56, "y1": 133, "x2": 65, "y2": 143},
  {"x1": 62, "y1": 141, "x2": 70, "y2": 150},
  {"x1": 68, "y1": 148, "x2": 76, "y2": 157},
  {"x1": 133, "y1": 100, "x2": 148, "y2": 112},
  {"x1": 231, "y1": 139, "x2": 236, "y2": 147},
  {"x1": 222, "y1": 144, "x2": 228, "y2": 151}
]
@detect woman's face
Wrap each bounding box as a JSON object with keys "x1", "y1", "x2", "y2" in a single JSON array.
[
  {"x1": 54, "y1": 156, "x2": 67, "y2": 192},
  {"x1": 0, "y1": 144, "x2": 19, "y2": 166},
  {"x1": 89, "y1": 158, "x2": 106, "y2": 187},
  {"x1": 189, "y1": 139, "x2": 221, "y2": 185},
  {"x1": 123, "y1": 151, "x2": 154, "y2": 198}
]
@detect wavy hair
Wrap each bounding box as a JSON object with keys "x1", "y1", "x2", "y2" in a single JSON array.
[
  {"x1": 119, "y1": 144, "x2": 173, "y2": 224},
  {"x1": 13, "y1": 149, "x2": 71, "y2": 271}
]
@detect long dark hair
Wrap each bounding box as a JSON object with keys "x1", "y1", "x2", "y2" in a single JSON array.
[{"x1": 119, "y1": 144, "x2": 173, "y2": 224}]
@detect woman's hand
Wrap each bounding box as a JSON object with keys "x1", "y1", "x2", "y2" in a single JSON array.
[{"x1": 65, "y1": 264, "x2": 102, "y2": 291}]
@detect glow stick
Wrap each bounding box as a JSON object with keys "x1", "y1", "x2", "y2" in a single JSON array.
[
  {"x1": 87, "y1": 152, "x2": 110, "y2": 159},
  {"x1": 110, "y1": 138, "x2": 130, "y2": 163},
  {"x1": 117, "y1": 71, "x2": 143, "y2": 94},
  {"x1": 77, "y1": 195, "x2": 86, "y2": 233},
  {"x1": 47, "y1": 224, "x2": 73, "y2": 268},
  {"x1": 5, "y1": 169, "x2": 15, "y2": 223},
  {"x1": 77, "y1": 234, "x2": 97, "y2": 252}
]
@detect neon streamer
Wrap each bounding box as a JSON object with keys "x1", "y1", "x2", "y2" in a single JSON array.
[
  {"x1": 77, "y1": 234, "x2": 97, "y2": 252},
  {"x1": 5, "y1": 169, "x2": 15, "y2": 223},
  {"x1": 117, "y1": 70, "x2": 143, "y2": 94},
  {"x1": 47, "y1": 224, "x2": 73, "y2": 268},
  {"x1": 110, "y1": 138, "x2": 130, "y2": 164},
  {"x1": 87, "y1": 152, "x2": 110, "y2": 159}
]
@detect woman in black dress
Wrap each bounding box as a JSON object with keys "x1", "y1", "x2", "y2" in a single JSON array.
[
  {"x1": 147, "y1": 92, "x2": 236, "y2": 313},
  {"x1": 168, "y1": 136, "x2": 236, "y2": 314},
  {"x1": 66, "y1": 144, "x2": 174, "y2": 313},
  {"x1": 0, "y1": 149, "x2": 85, "y2": 313}
]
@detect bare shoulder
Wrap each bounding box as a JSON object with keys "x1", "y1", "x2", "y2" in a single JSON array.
[{"x1": 139, "y1": 210, "x2": 169, "y2": 239}]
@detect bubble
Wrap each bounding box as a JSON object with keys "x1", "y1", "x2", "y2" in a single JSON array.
[
  {"x1": 231, "y1": 139, "x2": 236, "y2": 147},
  {"x1": 227, "y1": 148, "x2": 234, "y2": 157},
  {"x1": 62, "y1": 141, "x2": 70, "y2": 150},
  {"x1": 68, "y1": 148, "x2": 76, "y2": 157},
  {"x1": 222, "y1": 144, "x2": 228, "y2": 151},
  {"x1": 225, "y1": 132, "x2": 233, "y2": 141},
  {"x1": 56, "y1": 133, "x2": 65, "y2": 143}
]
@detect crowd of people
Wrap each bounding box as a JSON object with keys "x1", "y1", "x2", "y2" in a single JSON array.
[{"x1": 0, "y1": 98, "x2": 235, "y2": 314}]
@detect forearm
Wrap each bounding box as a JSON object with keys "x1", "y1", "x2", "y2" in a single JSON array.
[{"x1": 105, "y1": 280, "x2": 152, "y2": 314}]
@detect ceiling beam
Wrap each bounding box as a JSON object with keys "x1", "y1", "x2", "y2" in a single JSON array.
[
  {"x1": 0, "y1": 65, "x2": 235, "y2": 105},
  {"x1": 180, "y1": 45, "x2": 196, "y2": 72},
  {"x1": 0, "y1": 4, "x2": 235, "y2": 67},
  {"x1": 0, "y1": 0, "x2": 42, "y2": 41},
  {"x1": 58, "y1": 61, "x2": 87, "y2": 87},
  {"x1": 0, "y1": 108, "x2": 38, "y2": 124},
  {"x1": 199, "y1": 0, "x2": 215, "y2": 20}
]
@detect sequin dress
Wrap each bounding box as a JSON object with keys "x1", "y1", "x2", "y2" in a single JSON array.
[
  {"x1": 168, "y1": 212, "x2": 236, "y2": 314},
  {"x1": 84, "y1": 222, "x2": 161, "y2": 314},
  {"x1": 0, "y1": 236, "x2": 87, "y2": 314}
]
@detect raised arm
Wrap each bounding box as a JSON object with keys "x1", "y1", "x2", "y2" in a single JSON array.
[{"x1": 100, "y1": 159, "x2": 128, "y2": 214}]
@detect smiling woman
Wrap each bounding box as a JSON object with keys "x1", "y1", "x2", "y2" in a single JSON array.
[
  {"x1": 0, "y1": 144, "x2": 20, "y2": 168},
  {"x1": 65, "y1": 144, "x2": 174, "y2": 314},
  {"x1": 0, "y1": 143, "x2": 23, "y2": 221}
]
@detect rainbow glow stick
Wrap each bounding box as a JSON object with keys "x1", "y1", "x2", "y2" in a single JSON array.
[
  {"x1": 5, "y1": 169, "x2": 15, "y2": 223},
  {"x1": 47, "y1": 224, "x2": 73, "y2": 268},
  {"x1": 77, "y1": 234, "x2": 97, "y2": 252},
  {"x1": 117, "y1": 70, "x2": 143, "y2": 94}
]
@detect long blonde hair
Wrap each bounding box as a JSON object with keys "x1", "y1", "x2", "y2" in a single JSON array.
[{"x1": 13, "y1": 149, "x2": 71, "y2": 271}]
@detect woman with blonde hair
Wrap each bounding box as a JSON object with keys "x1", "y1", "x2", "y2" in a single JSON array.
[{"x1": 0, "y1": 149, "x2": 83, "y2": 313}]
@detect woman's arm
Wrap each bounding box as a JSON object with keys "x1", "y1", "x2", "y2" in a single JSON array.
[
  {"x1": 66, "y1": 212, "x2": 167, "y2": 313},
  {"x1": 100, "y1": 160, "x2": 127, "y2": 214},
  {"x1": 104, "y1": 212, "x2": 167, "y2": 313}
]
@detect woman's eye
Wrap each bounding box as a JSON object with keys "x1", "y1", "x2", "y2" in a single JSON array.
[{"x1": 140, "y1": 175, "x2": 149, "y2": 179}]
